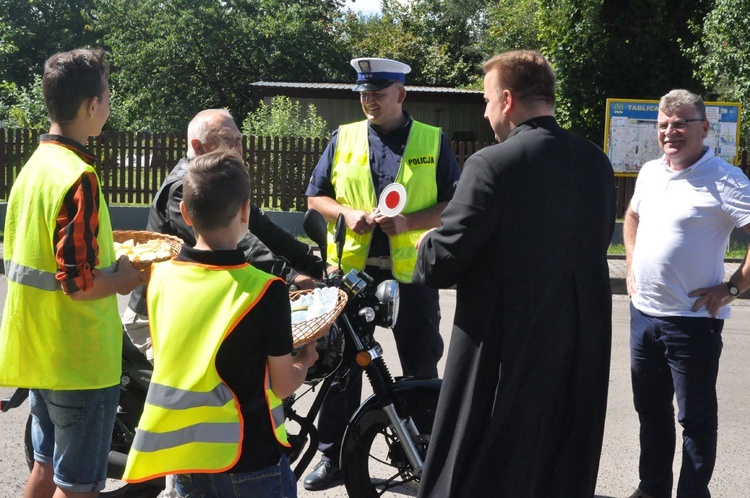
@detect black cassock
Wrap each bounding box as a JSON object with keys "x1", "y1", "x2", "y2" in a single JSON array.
[{"x1": 414, "y1": 116, "x2": 615, "y2": 498}]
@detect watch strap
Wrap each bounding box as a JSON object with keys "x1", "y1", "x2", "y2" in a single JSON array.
[{"x1": 727, "y1": 281, "x2": 740, "y2": 296}]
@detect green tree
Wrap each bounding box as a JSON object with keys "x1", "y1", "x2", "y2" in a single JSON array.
[
  {"x1": 0, "y1": 76, "x2": 48, "y2": 129},
  {"x1": 483, "y1": 0, "x2": 544, "y2": 55},
  {"x1": 241, "y1": 95, "x2": 329, "y2": 212},
  {"x1": 0, "y1": 81, "x2": 21, "y2": 128},
  {"x1": 536, "y1": 0, "x2": 607, "y2": 141},
  {"x1": 95, "y1": 0, "x2": 351, "y2": 131},
  {"x1": 242, "y1": 96, "x2": 329, "y2": 138},
  {"x1": 0, "y1": 69, "x2": 134, "y2": 131},
  {"x1": 0, "y1": 0, "x2": 102, "y2": 87},
  {"x1": 599, "y1": 0, "x2": 711, "y2": 102},
  {"x1": 344, "y1": 0, "x2": 479, "y2": 87},
  {"x1": 688, "y1": 0, "x2": 750, "y2": 147},
  {"x1": 479, "y1": 0, "x2": 712, "y2": 144}
]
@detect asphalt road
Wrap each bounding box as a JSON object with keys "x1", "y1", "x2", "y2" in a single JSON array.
[{"x1": 1, "y1": 280, "x2": 749, "y2": 498}]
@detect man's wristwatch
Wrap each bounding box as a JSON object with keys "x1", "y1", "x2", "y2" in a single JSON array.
[{"x1": 727, "y1": 281, "x2": 741, "y2": 296}]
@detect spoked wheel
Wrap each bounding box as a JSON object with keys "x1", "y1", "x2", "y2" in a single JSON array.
[{"x1": 343, "y1": 387, "x2": 439, "y2": 498}]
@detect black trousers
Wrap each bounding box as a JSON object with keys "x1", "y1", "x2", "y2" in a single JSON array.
[{"x1": 315, "y1": 267, "x2": 443, "y2": 466}]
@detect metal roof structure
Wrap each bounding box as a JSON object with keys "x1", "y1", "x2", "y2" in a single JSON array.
[
  {"x1": 250, "y1": 81, "x2": 484, "y2": 104},
  {"x1": 252, "y1": 81, "x2": 482, "y2": 93}
]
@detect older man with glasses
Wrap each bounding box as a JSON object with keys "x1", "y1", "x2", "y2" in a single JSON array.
[{"x1": 624, "y1": 89, "x2": 750, "y2": 498}]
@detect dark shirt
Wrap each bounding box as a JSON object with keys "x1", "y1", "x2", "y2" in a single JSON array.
[
  {"x1": 128, "y1": 157, "x2": 323, "y2": 315},
  {"x1": 175, "y1": 245, "x2": 292, "y2": 472},
  {"x1": 306, "y1": 113, "x2": 460, "y2": 256}
]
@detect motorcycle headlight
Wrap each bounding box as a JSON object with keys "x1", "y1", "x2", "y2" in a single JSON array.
[{"x1": 374, "y1": 279, "x2": 399, "y2": 328}]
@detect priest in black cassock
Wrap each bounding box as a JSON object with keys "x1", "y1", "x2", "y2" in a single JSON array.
[{"x1": 414, "y1": 50, "x2": 616, "y2": 498}]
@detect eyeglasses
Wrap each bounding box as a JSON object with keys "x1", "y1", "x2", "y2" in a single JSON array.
[{"x1": 657, "y1": 119, "x2": 705, "y2": 132}]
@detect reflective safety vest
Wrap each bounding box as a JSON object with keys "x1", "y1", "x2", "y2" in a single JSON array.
[
  {"x1": 0, "y1": 142, "x2": 120, "y2": 389},
  {"x1": 123, "y1": 260, "x2": 289, "y2": 483},
  {"x1": 329, "y1": 119, "x2": 439, "y2": 283}
]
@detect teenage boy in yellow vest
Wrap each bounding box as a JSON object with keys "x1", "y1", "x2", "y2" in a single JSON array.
[
  {"x1": 304, "y1": 57, "x2": 461, "y2": 490},
  {"x1": 0, "y1": 48, "x2": 146, "y2": 497},
  {"x1": 123, "y1": 150, "x2": 318, "y2": 497}
]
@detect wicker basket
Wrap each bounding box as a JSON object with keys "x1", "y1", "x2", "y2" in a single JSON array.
[
  {"x1": 113, "y1": 230, "x2": 183, "y2": 274},
  {"x1": 290, "y1": 288, "x2": 348, "y2": 347}
]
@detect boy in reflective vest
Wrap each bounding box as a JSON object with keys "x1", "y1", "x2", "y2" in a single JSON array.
[
  {"x1": 123, "y1": 151, "x2": 318, "y2": 497},
  {"x1": 0, "y1": 48, "x2": 146, "y2": 497}
]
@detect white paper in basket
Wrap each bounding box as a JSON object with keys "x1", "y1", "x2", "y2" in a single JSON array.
[{"x1": 290, "y1": 287, "x2": 339, "y2": 324}]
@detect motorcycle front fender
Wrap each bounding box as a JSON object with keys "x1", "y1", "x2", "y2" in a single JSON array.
[{"x1": 340, "y1": 378, "x2": 441, "y2": 462}]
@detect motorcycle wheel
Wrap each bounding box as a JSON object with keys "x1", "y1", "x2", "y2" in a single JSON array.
[
  {"x1": 343, "y1": 387, "x2": 439, "y2": 498},
  {"x1": 24, "y1": 415, "x2": 163, "y2": 498}
]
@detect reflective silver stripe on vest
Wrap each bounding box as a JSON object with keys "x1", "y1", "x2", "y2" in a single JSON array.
[
  {"x1": 145, "y1": 382, "x2": 234, "y2": 410},
  {"x1": 264, "y1": 374, "x2": 286, "y2": 431},
  {"x1": 4, "y1": 260, "x2": 118, "y2": 292},
  {"x1": 5, "y1": 260, "x2": 60, "y2": 291},
  {"x1": 272, "y1": 403, "x2": 285, "y2": 428},
  {"x1": 131, "y1": 422, "x2": 240, "y2": 452}
]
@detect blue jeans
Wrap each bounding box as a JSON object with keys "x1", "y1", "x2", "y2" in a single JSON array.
[
  {"x1": 630, "y1": 304, "x2": 723, "y2": 498},
  {"x1": 29, "y1": 385, "x2": 120, "y2": 493},
  {"x1": 174, "y1": 453, "x2": 297, "y2": 498}
]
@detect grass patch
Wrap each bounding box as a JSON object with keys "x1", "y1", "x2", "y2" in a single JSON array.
[
  {"x1": 725, "y1": 241, "x2": 747, "y2": 260},
  {"x1": 608, "y1": 243, "x2": 624, "y2": 255}
]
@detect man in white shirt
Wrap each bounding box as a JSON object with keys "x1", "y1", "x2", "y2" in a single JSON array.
[{"x1": 624, "y1": 89, "x2": 750, "y2": 498}]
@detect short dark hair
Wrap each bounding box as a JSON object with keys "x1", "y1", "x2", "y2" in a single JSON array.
[
  {"x1": 42, "y1": 48, "x2": 110, "y2": 124},
  {"x1": 183, "y1": 151, "x2": 251, "y2": 231},
  {"x1": 483, "y1": 50, "x2": 556, "y2": 104}
]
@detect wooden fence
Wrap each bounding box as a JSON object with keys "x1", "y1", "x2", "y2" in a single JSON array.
[{"x1": 0, "y1": 128, "x2": 492, "y2": 211}]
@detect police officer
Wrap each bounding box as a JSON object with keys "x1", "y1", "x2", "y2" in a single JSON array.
[{"x1": 304, "y1": 57, "x2": 461, "y2": 490}]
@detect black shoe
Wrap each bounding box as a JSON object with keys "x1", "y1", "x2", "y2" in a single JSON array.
[{"x1": 303, "y1": 459, "x2": 343, "y2": 491}]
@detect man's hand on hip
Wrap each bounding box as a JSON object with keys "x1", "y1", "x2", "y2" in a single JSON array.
[{"x1": 689, "y1": 283, "x2": 735, "y2": 317}]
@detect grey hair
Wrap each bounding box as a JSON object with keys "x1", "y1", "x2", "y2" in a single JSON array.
[
  {"x1": 659, "y1": 89, "x2": 706, "y2": 120},
  {"x1": 186, "y1": 108, "x2": 235, "y2": 158}
]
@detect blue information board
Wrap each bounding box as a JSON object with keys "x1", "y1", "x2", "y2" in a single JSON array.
[{"x1": 604, "y1": 98, "x2": 741, "y2": 175}]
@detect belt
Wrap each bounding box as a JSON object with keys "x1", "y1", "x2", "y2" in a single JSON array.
[{"x1": 365, "y1": 256, "x2": 392, "y2": 270}]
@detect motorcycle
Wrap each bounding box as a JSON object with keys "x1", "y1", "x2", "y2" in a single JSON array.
[
  {"x1": 2, "y1": 208, "x2": 441, "y2": 497},
  {"x1": 284, "y1": 209, "x2": 441, "y2": 496}
]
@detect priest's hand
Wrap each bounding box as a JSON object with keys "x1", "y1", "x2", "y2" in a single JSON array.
[{"x1": 415, "y1": 228, "x2": 435, "y2": 250}]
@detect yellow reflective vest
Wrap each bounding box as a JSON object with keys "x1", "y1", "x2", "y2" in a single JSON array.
[
  {"x1": 329, "y1": 119, "x2": 439, "y2": 283},
  {"x1": 0, "y1": 141, "x2": 120, "y2": 389},
  {"x1": 123, "y1": 260, "x2": 289, "y2": 483}
]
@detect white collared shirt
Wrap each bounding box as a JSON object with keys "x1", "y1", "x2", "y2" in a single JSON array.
[{"x1": 630, "y1": 146, "x2": 750, "y2": 318}]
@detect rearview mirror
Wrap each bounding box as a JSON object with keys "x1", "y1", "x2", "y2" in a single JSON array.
[{"x1": 303, "y1": 209, "x2": 328, "y2": 269}]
